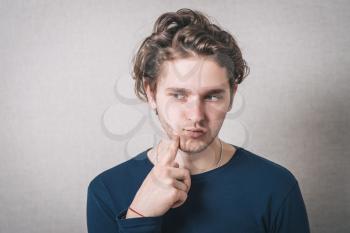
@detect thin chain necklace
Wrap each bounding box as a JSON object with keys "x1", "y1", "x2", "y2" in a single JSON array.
[{"x1": 156, "y1": 138, "x2": 223, "y2": 170}]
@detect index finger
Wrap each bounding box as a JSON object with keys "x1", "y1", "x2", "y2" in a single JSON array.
[{"x1": 158, "y1": 136, "x2": 179, "y2": 166}]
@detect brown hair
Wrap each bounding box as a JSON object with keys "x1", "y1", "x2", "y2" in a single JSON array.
[{"x1": 131, "y1": 8, "x2": 249, "y2": 106}]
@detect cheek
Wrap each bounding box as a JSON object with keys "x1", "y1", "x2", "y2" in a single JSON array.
[
  {"x1": 207, "y1": 108, "x2": 228, "y2": 126},
  {"x1": 167, "y1": 110, "x2": 183, "y2": 129},
  {"x1": 159, "y1": 102, "x2": 183, "y2": 130},
  {"x1": 161, "y1": 101, "x2": 178, "y2": 121}
]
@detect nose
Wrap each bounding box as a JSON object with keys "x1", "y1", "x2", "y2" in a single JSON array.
[{"x1": 186, "y1": 97, "x2": 205, "y2": 124}]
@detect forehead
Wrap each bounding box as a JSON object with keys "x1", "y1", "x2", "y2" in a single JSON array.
[{"x1": 157, "y1": 56, "x2": 229, "y2": 92}]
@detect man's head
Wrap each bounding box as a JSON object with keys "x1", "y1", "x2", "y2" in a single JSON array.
[{"x1": 131, "y1": 8, "x2": 249, "y2": 153}]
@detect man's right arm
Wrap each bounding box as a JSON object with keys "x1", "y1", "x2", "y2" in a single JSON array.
[{"x1": 87, "y1": 176, "x2": 163, "y2": 233}]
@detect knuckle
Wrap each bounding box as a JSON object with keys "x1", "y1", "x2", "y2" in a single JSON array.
[
  {"x1": 179, "y1": 190, "x2": 187, "y2": 200},
  {"x1": 170, "y1": 179, "x2": 177, "y2": 187},
  {"x1": 170, "y1": 189, "x2": 178, "y2": 200},
  {"x1": 183, "y1": 191, "x2": 188, "y2": 199},
  {"x1": 164, "y1": 178, "x2": 173, "y2": 186},
  {"x1": 158, "y1": 167, "x2": 169, "y2": 177},
  {"x1": 164, "y1": 168, "x2": 172, "y2": 177},
  {"x1": 150, "y1": 170, "x2": 169, "y2": 189},
  {"x1": 175, "y1": 190, "x2": 182, "y2": 200},
  {"x1": 153, "y1": 166, "x2": 162, "y2": 175}
]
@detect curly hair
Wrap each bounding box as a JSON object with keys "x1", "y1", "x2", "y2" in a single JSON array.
[{"x1": 131, "y1": 8, "x2": 249, "y2": 106}]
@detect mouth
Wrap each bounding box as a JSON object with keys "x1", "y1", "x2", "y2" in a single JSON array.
[{"x1": 183, "y1": 128, "x2": 207, "y2": 138}]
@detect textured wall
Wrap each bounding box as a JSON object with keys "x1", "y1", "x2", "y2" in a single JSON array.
[{"x1": 1, "y1": 0, "x2": 349, "y2": 232}]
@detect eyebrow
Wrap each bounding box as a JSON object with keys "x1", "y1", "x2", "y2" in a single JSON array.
[{"x1": 165, "y1": 87, "x2": 226, "y2": 95}]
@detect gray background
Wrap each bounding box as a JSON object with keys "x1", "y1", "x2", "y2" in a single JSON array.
[{"x1": 1, "y1": 0, "x2": 349, "y2": 232}]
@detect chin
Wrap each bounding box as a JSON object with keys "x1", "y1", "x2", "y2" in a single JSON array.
[{"x1": 179, "y1": 136, "x2": 213, "y2": 154}]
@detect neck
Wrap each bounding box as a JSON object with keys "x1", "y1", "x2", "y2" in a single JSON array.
[{"x1": 174, "y1": 137, "x2": 222, "y2": 175}]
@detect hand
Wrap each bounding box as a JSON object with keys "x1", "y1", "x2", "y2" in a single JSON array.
[{"x1": 126, "y1": 136, "x2": 191, "y2": 218}]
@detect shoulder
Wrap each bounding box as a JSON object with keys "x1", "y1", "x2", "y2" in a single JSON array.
[
  {"x1": 88, "y1": 148, "x2": 151, "y2": 193},
  {"x1": 236, "y1": 147, "x2": 298, "y2": 193}
]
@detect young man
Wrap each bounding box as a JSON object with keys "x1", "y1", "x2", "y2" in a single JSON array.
[{"x1": 87, "y1": 8, "x2": 310, "y2": 233}]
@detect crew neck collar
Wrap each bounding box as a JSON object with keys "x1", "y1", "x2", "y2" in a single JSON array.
[{"x1": 143, "y1": 144, "x2": 242, "y2": 181}]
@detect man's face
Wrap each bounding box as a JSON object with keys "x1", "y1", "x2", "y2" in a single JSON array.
[{"x1": 146, "y1": 56, "x2": 236, "y2": 154}]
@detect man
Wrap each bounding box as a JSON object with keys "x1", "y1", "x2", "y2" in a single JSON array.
[{"x1": 87, "y1": 8, "x2": 310, "y2": 233}]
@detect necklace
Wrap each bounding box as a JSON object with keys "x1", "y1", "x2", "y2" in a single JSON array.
[{"x1": 155, "y1": 139, "x2": 223, "y2": 170}]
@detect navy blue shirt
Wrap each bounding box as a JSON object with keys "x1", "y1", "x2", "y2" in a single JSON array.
[{"x1": 87, "y1": 145, "x2": 310, "y2": 233}]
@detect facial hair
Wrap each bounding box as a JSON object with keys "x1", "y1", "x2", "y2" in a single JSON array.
[{"x1": 157, "y1": 108, "x2": 218, "y2": 154}]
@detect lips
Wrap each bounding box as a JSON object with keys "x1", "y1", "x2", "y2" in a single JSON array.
[
  {"x1": 183, "y1": 128, "x2": 207, "y2": 138},
  {"x1": 184, "y1": 128, "x2": 207, "y2": 133}
]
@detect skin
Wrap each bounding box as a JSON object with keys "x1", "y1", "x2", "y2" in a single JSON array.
[
  {"x1": 146, "y1": 55, "x2": 238, "y2": 174},
  {"x1": 126, "y1": 55, "x2": 238, "y2": 218}
]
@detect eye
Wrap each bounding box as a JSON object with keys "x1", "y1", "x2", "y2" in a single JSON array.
[
  {"x1": 170, "y1": 93, "x2": 186, "y2": 100},
  {"x1": 205, "y1": 95, "x2": 222, "y2": 101}
]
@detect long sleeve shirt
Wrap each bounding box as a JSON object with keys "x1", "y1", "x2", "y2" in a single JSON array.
[{"x1": 87, "y1": 145, "x2": 310, "y2": 233}]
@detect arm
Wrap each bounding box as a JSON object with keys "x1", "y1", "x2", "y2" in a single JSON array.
[
  {"x1": 270, "y1": 182, "x2": 311, "y2": 233},
  {"x1": 86, "y1": 176, "x2": 163, "y2": 233}
]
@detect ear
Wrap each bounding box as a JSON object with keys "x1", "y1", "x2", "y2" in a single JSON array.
[{"x1": 143, "y1": 80, "x2": 157, "y2": 110}]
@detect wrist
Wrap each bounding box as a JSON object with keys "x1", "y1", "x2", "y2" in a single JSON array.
[{"x1": 126, "y1": 206, "x2": 145, "y2": 218}]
